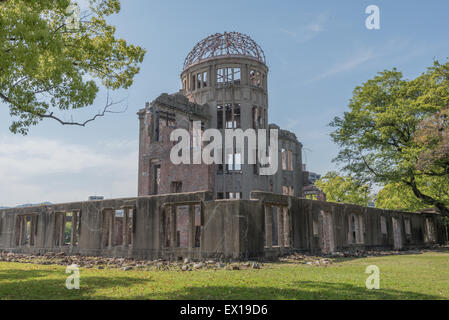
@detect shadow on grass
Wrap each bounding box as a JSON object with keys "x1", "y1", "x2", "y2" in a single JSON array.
[
  {"x1": 116, "y1": 280, "x2": 441, "y2": 300},
  {"x1": 0, "y1": 268, "x2": 444, "y2": 300},
  {"x1": 0, "y1": 268, "x2": 153, "y2": 300}
]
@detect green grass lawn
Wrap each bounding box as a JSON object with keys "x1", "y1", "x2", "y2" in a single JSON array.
[{"x1": 0, "y1": 251, "x2": 448, "y2": 300}]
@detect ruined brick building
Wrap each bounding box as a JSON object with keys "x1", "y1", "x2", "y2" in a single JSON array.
[
  {"x1": 0, "y1": 33, "x2": 446, "y2": 260},
  {"x1": 137, "y1": 32, "x2": 303, "y2": 200}
]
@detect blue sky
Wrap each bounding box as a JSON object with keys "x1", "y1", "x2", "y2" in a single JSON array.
[{"x1": 1, "y1": 0, "x2": 449, "y2": 206}]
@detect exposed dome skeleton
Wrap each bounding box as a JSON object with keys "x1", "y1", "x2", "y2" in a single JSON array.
[{"x1": 183, "y1": 32, "x2": 266, "y2": 70}]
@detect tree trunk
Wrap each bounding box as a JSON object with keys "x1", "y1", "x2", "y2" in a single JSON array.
[{"x1": 407, "y1": 177, "x2": 449, "y2": 216}]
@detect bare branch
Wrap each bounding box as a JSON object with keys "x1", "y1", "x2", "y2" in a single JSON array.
[{"x1": 0, "y1": 90, "x2": 128, "y2": 128}]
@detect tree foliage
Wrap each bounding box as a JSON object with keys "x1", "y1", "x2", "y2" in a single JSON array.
[
  {"x1": 314, "y1": 171, "x2": 373, "y2": 206},
  {"x1": 376, "y1": 176, "x2": 449, "y2": 212},
  {"x1": 330, "y1": 61, "x2": 449, "y2": 215},
  {"x1": 376, "y1": 182, "x2": 428, "y2": 212},
  {"x1": 415, "y1": 108, "x2": 449, "y2": 173},
  {"x1": 0, "y1": 0, "x2": 146, "y2": 134}
]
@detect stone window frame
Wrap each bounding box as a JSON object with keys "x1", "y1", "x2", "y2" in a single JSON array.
[
  {"x1": 192, "y1": 70, "x2": 208, "y2": 91},
  {"x1": 150, "y1": 159, "x2": 161, "y2": 195},
  {"x1": 287, "y1": 150, "x2": 293, "y2": 171},
  {"x1": 15, "y1": 213, "x2": 38, "y2": 247},
  {"x1": 263, "y1": 202, "x2": 291, "y2": 249},
  {"x1": 225, "y1": 150, "x2": 243, "y2": 174},
  {"x1": 189, "y1": 118, "x2": 205, "y2": 152},
  {"x1": 101, "y1": 206, "x2": 135, "y2": 249},
  {"x1": 217, "y1": 103, "x2": 241, "y2": 130},
  {"x1": 226, "y1": 192, "x2": 242, "y2": 199},
  {"x1": 54, "y1": 210, "x2": 81, "y2": 247},
  {"x1": 170, "y1": 181, "x2": 183, "y2": 194},
  {"x1": 215, "y1": 111, "x2": 243, "y2": 174},
  {"x1": 153, "y1": 110, "x2": 176, "y2": 143},
  {"x1": 161, "y1": 201, "x2": 202, "y2": 249},
  {"x1": 217, "y1": 67, "x2": 241, "y2": 86},
  {"x1": 348, "y1": 213, "x2": 365, "y2": 245},
  {"x1": 281, "y1": 148, "x2": 287, "y2": 171}
]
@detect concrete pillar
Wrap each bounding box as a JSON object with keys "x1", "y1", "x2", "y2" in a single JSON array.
[
  {"x1": 277, "y1": 207, "x2": 284, "y2": 248},
  {"x1": 283, "y1": 207, "x2": 290, "y2": 247},
  {"x1": 130, "y1": 207, "x2": 135, "y2": 246},
  {"x1": 101, "y1": 209, "x2": 113, "y2": 248},
  {"x1": 242, "y1": 64, "x2": 248, "y2": 86},
  {"x1": 71, "y1": 211, "x2": 77, "y2": 246},
  {"x1": 107, "y1": 210, "x2": 113, "y2": 249},
  {"x1": 265, "y1": 205, "x2": 272, "y2": 247},
  {"x1": 59, "y1": 213, "x2": 65, "y2": 247},
  {"x1": 18, "y1": 216, "x2": 23, "y2": 246},
  {"x1": 170, "y1": 205, "x2": 177, "y2": 248},
  {"x1": 188, "y1": 205, "x2": 195, "y2": 249},
  {"x1": 30, "y1": 215, "x2": 36, "y2": 246},
  {"x1": 123, "y1": 208, "x2": 128, "y2": 246}
]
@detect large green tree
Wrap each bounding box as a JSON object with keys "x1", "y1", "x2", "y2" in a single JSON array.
[
  {"x1": 315, "y1": 171, "x2": 373, "y2": 206},
  {"x1": 0, "y1": 0, "x2": 146, "y2": 134},
  {"x1": 376, "y1": 182, "x2": 428, "y2": 212},
  {"x1": 330, "y1": 61, "x2": 449, "y2": 215}
]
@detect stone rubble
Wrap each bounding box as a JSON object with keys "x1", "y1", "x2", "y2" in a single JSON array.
[{"x1": 0, "y1": 247, "x2": 440, "y2": 271}]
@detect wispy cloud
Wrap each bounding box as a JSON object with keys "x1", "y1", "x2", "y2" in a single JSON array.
[
  {"x1": 309, "y1": 48, "x2": 378, "y2": 83},
  {"x1": 301, "y1": 39, "x2": 423, "y2": 85},
  {"x1": 280, "y1": 12, "x2": 330, "y2": 44},
  {"x1": 0, "y1": 136, "x2": 137, "y2": 207}
]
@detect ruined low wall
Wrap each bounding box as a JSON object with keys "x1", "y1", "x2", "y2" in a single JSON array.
[
  {"x1": 0, "y1": 192, "x2": 444, "y2": 260},
  {"x1": 251, "y1": 192, "x2": 444, "y2": 257}
]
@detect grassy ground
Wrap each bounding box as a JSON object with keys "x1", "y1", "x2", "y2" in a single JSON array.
[{"x1": 0, "y1": 250, "x2": 448, "y2": 300}]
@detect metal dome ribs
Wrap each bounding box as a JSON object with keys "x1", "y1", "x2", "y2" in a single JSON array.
[{"x1": 183, "y1": 32, "x2": 266, "y2": 70}]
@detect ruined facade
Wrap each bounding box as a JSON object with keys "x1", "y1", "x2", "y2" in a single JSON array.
[
  {"x1": 138, "y1": 32, "x2": 303, "y2": 200},
  {"x1": 0, "y1": 192, "x2": 444, "y2": 259},
  {"x1": 0, "y1": 33, "x2": 445, "y2": 260}
]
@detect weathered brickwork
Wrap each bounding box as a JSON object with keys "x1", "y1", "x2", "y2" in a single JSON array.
[{"x1": 138, "y1": 33, "x2": 303, "y2": 200}]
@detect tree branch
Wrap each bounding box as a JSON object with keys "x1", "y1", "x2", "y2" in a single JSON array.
[
  {"x1": 404, "y1": 176, "x2": 449, "y2": 216},
  {"x1": 0, "y1": 91, "x2": 128, "y2": 128}
]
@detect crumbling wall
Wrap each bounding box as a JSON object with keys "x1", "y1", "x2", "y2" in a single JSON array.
[
  {"x1": 0, "y1": 192, "x2": 443, "y2": 260},
  {"x1": 138, "y1": 96, "x2": 213, "y2": 197},
  {"x1": 250, "y1": 191, "x2": 443, "y2": 256}
]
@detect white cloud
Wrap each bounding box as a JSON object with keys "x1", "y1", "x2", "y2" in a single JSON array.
[
  {"x1": 0, "y1": 136, "x2": 137, "y2": 207},
  {"x1": 308, "y1": 48, "x2": 378, "y2": 83},
  {"x1": 301, "y1": 38, "x2": 435, "y2": 85},
  {"x1": 280, "y1": 12, "x2": 330, "y2": 44}
]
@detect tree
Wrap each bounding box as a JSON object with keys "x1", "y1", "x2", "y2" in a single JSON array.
[
  {"x1": 330, "y1": 61, "x2": 449, "y2": 215},
  {"x1": 376, "y1": 176, "x2": 449, "y2": 212},
  {"x1": 0, "y1": 0, "x2": 146, "y2": 134},
  {"x1": 376, "y1": 182, "x2": 428, "y2": 212},
  {"x1": 314, "y1": 171, "x2": 373, "y2": 206},
  {"x1": 415, "y1": 108, "x2": 449, "y2": 175}
]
